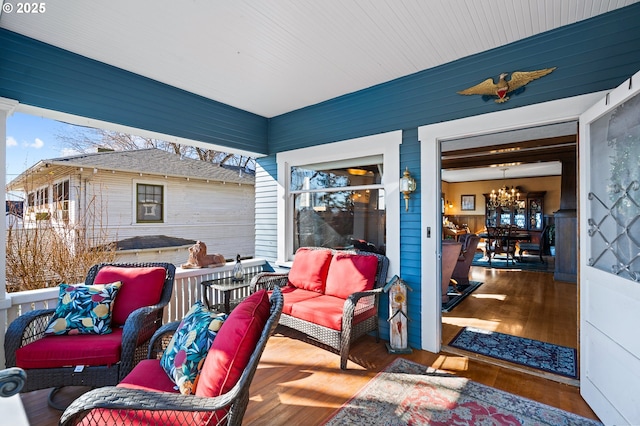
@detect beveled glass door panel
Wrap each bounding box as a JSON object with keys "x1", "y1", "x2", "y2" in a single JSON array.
[{"x1": 587, "y1": 93, "x2": 640, "y2": 282}]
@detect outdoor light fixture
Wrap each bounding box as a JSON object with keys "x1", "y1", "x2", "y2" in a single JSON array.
[{"x1": 399, "y1": 167, "x2": 416, "y2": 211}]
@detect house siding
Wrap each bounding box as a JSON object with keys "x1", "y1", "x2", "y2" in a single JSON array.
[
  {"x1": 254, "y1": 156, "x2": 278, "y2": 265},
  {"x1": 80, "y1": 171, "x2": 255, "y2": 262},
  {"x1": 0, "y1": 29, "x2": 268, "y2": 155}
]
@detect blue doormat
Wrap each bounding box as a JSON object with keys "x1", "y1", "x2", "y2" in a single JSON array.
[
  {"x1": 449, "y1": 327, "x2": 578, "y2": 379},
  {"x1": 442, "y1": 281, "x2": 483, "y2": 313},
  {"x1": 471, "y1": 252, "x2": 555, "y2": 273}
]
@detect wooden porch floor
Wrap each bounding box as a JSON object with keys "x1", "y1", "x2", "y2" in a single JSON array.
[{"x1": 20, "y1": 264, "x2": 599, "y2": 425}]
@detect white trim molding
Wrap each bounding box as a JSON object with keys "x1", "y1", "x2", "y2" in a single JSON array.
[
  {"x1": 276, "y1": 131, "x2": 402, "y2": 277},
  {"x1": 418, "y1": 91, "x2": 605, "y2": 353}
]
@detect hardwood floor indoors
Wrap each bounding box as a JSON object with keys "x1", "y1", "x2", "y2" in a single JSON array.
[{"x1": 20, "y1": 264, "x2": 598, "y2": 425}]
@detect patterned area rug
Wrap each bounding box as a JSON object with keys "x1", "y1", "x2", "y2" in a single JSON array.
[
  {"x1": 472, "y1": 252, "x2": 555, "y2": 272},
  {"x1": 323, "y1": 358, "x2": 600, "y2": 425},
  {"x1": 449, "y1": 327, "x2": 578, "y2": 379},
  {"x1": 442, "y1": 281, "x2": 482, "y2": 313}
]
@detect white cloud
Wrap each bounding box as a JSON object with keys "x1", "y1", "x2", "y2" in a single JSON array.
[
  {"x1": 6, "y1": 136, "x2": 18, "y2": 147},
  {"x1": 30, "y1": 138, "x2": 45, "y2": 149}
]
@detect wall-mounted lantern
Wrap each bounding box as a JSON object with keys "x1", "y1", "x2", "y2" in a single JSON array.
[{"x1": 399, "y1": 167, "x2": 416, "y2": 211}]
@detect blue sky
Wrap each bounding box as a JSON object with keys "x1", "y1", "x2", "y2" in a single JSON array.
[{"x1": 5, "y1": 112, "x2": 76, "y2": 184}]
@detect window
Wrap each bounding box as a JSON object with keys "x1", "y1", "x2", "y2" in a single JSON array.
[
  {"x1": 291, "y1": 162, "x2": 385, "y2": 253},
  {"x1": 136, "y1": 183, "x2": 163, "y2": 223},
  {"x1": 276, "y1": 130, "x2": 401, "y2": 273},
  {"x1": 53, "y1": 180, "x2": 70, "y2": 220}
]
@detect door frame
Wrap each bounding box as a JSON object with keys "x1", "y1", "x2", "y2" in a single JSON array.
[{"x1": 418, "y1": 91, "x2": 604, "y2": 354}]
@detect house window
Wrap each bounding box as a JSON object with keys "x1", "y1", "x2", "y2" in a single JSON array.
[
  {"x1": 291, "y1": 161, "x2": 385, "y2": 253},
  {"x1": 136, "y1": 183, "x2": 163, "y2": 223},
  {"x1": 277, "y1": 131, "x2": 401, "y2": 271},
  {"x1": 53, "y1": 180, "x2": 70, "y2": 220}
]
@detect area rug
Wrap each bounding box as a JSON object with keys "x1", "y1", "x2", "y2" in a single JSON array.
[
  {"x1": 442, "y1": 281, "x2": 482, "y2": 313},
  {"x1": 323, "y1": 358, "x2": 600, "y2": 425},
  {"x1": 449, "y1": 327, "x2": 578, "y2": 379},
  {"x1": 471, "y1": 252, "x2": 555, "y2": 273}
]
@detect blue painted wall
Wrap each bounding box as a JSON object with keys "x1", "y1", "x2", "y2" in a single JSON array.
[
  {"x1": 0, "y1": 29, "x2": 268, "y2": 155},
  {"x1": 267, "y1": 5, "x2": 640, "y2": 153}
]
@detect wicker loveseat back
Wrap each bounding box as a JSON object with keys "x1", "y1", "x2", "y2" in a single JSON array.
[{"x1": 251, "y1": 247, "x2": 390, "y2": 369}]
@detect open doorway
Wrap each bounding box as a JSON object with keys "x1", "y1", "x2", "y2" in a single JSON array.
[
  {"x1": 438, "y1": 126, "x2": 579, "y2": 382},
  {"x1": 417, "y1": 93, "x2": 603, "y2": 373}
]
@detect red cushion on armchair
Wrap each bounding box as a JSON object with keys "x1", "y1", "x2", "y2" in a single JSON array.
[
  {"x1": 94, "y1": 266, "x2": 167, "y2": 326},
  {"x1": 15, "y1": 329, "x2": 123, "y2": 369},
  {"x1": 195, "y1": 290, "x2": 271, "y2": 398}
]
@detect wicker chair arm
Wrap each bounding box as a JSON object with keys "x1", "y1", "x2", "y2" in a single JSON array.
[
  {"x1": 116, "y1": 302, "x2": 168, "y2": 381},
  {"x1": 250, "y1": 272, "x2": 289, "y2": 292},
  {"x1": 59, "y1": 386, "x2": 241, "y2": 426},
  {"x1": 341, "y1": 288, "x2": 383, "y2": 331},
  {"x1": 4, "y1": 308, "x2": 55, "y2": 367},
  {"x1": 147, "y1": 321, "x2": 180, "y2": 359},
  {"x1": 0, "y1": 367, "x2": 27, "y2": 397}
]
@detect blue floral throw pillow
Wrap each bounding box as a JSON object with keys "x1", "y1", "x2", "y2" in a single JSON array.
[
  {"x1": 160, "y1": 302, "x2": 227, "y2": 395},
  {"x1": 45, "y1": 282, "x2": 122, "y2": 335}
]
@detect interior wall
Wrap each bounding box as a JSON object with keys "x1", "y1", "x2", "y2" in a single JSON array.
[{"x1": 444, "y1": 176, "x2": 561, "y2": 215}]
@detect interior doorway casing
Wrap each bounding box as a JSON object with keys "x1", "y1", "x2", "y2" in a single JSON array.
[{"x1": 417, "y1": 92, "x2": 604, "y2": 354}]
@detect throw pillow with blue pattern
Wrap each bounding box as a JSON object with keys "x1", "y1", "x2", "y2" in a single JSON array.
[
  {"x1": 160, "y1": 301, "x2": 228, "y2": 395},
  {"x1": 45, "y1": 282, "x2": 122, "y2": 335}
]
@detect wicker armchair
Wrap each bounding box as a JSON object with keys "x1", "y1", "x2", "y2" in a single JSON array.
[
  {"x1": 4, "y1": 262, "x2": 175, "y2": 408},
  {"x1": 59, "y1": 287, "x2": 283, "y2": 426},
  {"x1": 251, "y1": 247, "x2": 390, "y2": 369}
]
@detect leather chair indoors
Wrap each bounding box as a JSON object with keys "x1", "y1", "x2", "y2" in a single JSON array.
[{"x1": 450, "y1": 233, "x2": 480, "y2": 286}]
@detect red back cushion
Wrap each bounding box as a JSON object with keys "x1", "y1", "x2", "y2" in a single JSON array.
[
  {"x1": 94, "y1": 266, "x2": 167, "y2": 326},
  {"x1": 287, "y1": 248, "x2": 333, "y2": 293},
  {"x1": 324, "y1": 253, "x2": 378, "y2": 299},
  {"x1": 195, "y1": 290, "x2": 271, "y2": 398}
]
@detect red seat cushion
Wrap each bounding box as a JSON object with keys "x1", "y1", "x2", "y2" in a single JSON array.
[
  {"x1": 15, "y1": 329, "x2": 123, "y2": 369},
  {"x1": 324, "y1": 253, "x2": 378, "y2": 299},
  {"x1": 289, "y1": 295, "x2": 376, "y2": 330},
  {"x1": 118, "y1": 359, "x2": 178, "y2": 393},
  {"x1": 94, "y1": 266, "x2": 167, "y2": 326},
  {"x1": 272, "y1": 286, "x2": 322, "y2": 315},
  {"x1": 287, "y1": 248, "x2": 333, "y2": 293},
  {"x1": 195, "y1": 290, "x2": 271, "y2": 398}
]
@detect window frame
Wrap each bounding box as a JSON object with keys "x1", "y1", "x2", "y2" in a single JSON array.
[
  {"x1": 134, "y1": 181, "x2": 166, "y2": 224},
  {"x1": 276, "y1": 131, "x2": 401, "y2": 276}
]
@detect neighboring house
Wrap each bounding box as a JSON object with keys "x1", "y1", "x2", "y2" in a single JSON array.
[
  {"x1": 6, "y1": 149, "x2": 255, "y2": 264},
  {"x1": 2, "y1": 4, "x2": 640, "y2": 423}
]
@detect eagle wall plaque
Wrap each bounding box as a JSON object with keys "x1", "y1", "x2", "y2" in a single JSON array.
[{"x1": 457, "y1": 67, "x2": 556, "y2": 103}]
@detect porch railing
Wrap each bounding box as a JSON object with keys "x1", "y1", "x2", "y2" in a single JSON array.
[{"x1": 3, "y1": 258, "x2": 268, "y2": 330}]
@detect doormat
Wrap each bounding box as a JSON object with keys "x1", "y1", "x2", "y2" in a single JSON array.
[
  {"x1": 323, "y1": 358, "x2": 599, "y2": 425},
  {"x1": 449, "y1": 327, "x2": 578, "y2": 379},
  {"x1": 472, "y1": 252, "x2": 555, "y2": 272},
  {"x1": 442, "y1": 281, "x2": 482, "y2": 312}
]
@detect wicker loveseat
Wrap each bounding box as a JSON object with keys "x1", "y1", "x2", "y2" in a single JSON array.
[
  {"x1": 251, "y1": 247, "x2": 389, "y2": 369},
  {"x1": 59, "y1": 287, "x2": 283, "y2": 426}
]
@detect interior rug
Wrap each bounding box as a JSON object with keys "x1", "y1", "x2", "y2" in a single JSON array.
[
  {"x1": 323, "y1": 358, "x2": 600, "y2": 425},
  {"x1": 471, "y1": 252, "x2": 555, "y2": 273},
  {"x1": 449, "y1": 326, "x2": 578, "y2": 379},
  {"x1": 442, "y1": 281, "x2": 483, "y2": 313}
]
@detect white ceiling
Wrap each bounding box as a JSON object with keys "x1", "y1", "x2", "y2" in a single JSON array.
[{"x1": 1, "y1": 0, "x2": 637, "y2": 118}]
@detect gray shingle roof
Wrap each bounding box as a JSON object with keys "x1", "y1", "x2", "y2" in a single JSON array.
[{"x1": 46, "y1": 148, "x2": 254, "y2": 185}]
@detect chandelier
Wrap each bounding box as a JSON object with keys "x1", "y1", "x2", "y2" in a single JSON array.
[{"x1": 487, "y1": 168, "x2": 520, "y2": 209}]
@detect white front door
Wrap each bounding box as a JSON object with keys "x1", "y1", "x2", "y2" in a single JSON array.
[{"x1": 578, "y1": 70, "x2": 640, "y2": 425}]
